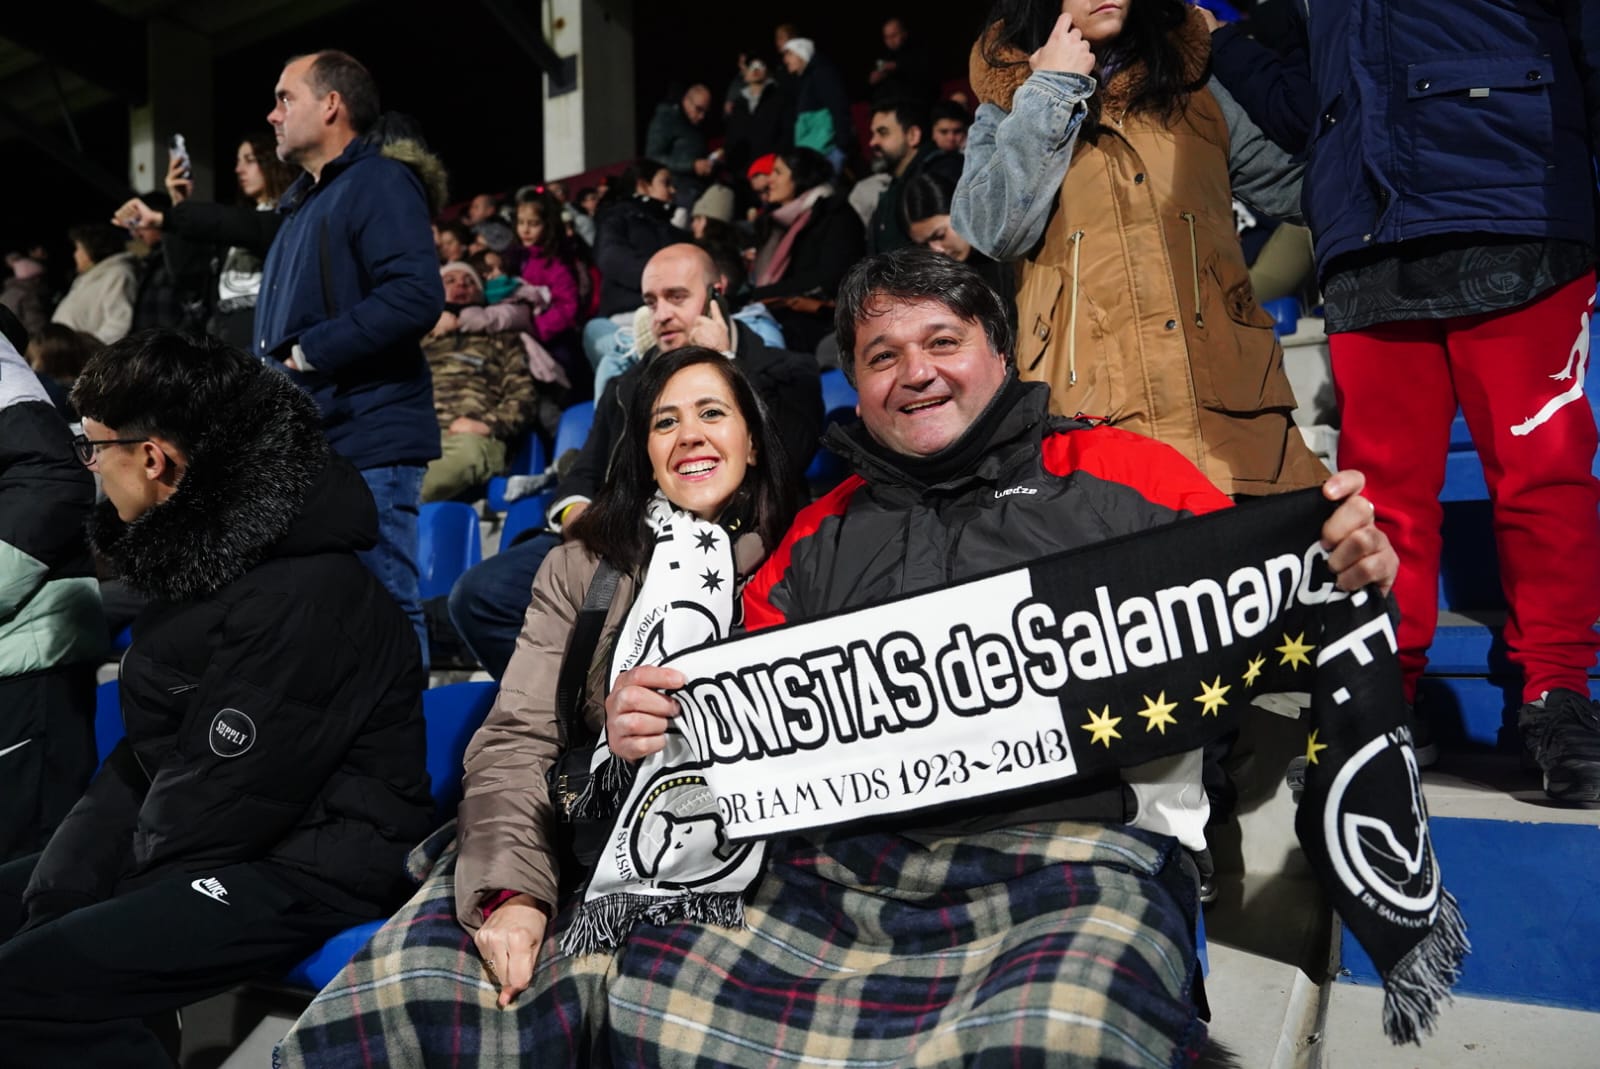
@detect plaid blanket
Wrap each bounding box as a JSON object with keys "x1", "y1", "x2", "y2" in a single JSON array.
[{"x1": 277, "y1": 821, "x2": 1205, "y2": 1068}]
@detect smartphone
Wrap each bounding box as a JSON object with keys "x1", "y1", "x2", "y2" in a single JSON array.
[
  {"x1": 169, "y1": 133, "x2": 191, "y2": 179},
  {"x1": 703, "y1": 289, "x2": 731, "y2": 325}
]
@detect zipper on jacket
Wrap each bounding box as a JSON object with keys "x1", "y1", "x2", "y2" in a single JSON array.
[
  {"x1": 1066, "y1": 230, "x2": 1084, "y2": 386},
  {"x1": 1179, "y1": 211, "x2": 1204, "y2": 329}
]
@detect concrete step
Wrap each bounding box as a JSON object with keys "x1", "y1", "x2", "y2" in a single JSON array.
[
  {"x1": 1337, "y1": 753, "x2": 1600, "y2": 1015},
  {"x1": 1323, "y1": 983, "x2": 1600, "y2": 1068}
]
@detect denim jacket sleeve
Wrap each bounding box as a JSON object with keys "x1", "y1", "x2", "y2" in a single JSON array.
[{"x1": 951, "y1": 70, "x2": 1096, "y2": 262}]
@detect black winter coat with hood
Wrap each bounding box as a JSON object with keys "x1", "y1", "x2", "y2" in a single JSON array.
[{"x1": 22, "y1": 362, "x2": 434, "y2": 928}]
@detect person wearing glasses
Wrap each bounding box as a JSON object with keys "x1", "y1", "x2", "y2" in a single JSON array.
[
  {"x1": 0, "y1": 329, "x2": 434, "y2": 1068},
  {"x1": 0, "y1": 306, "x2": 103, "y2": 865}
]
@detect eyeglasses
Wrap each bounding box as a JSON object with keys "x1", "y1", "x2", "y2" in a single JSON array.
[{"x1": 73, "y1": 433, "x2": 147, "y2": 466}]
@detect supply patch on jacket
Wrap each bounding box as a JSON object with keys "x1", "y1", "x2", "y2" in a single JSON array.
[
  {"x1": 208, "y1": 708, "x2": 256, "y2": 758},
  {"x1": 661, "y1": 487, "x2": 1466, "y2": 1043}
]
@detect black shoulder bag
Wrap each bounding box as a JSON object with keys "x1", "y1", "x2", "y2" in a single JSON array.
[{"x1": 545, "y1": 560, "x2": 622, "y2": 900}]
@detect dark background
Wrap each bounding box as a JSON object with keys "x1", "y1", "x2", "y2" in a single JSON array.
[{"x1": 0, "y1": 1, "x2": 986, "y2": 281}]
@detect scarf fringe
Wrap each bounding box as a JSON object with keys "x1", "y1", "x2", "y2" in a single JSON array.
[
  {"x1": 559, "y1": 891, "x2": 746, "y2": 958},
  {"x1": 1380, "y1": 890, "x2": 1470, "y2": 1045},
  {"x1": 565, "y1": 755, "x2": 639, "y2": 823}
]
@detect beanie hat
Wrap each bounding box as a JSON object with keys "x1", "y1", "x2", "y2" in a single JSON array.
[
  {"x1": 746, "y1": 153, "x2": 777, "y2": 180},
  {"x1": 782, "y1": 38, "x2": 815, "y2": 65},
  {"x1": 691, "y1": 184, "x2": 736, "y2": 224},
  {"x1": 440, "y1": 261, "x2": 485, "y2": 292},
  {"x1": 473, "y1": 219, "x2": 516, "y2": 254}
]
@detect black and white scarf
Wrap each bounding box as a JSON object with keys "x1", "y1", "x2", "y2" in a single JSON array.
[{"x1": 561, "y1": 493, "x2": 766, "y2": 955}]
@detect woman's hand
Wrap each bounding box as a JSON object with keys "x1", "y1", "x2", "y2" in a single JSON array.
[
  {"x1": 112, "y1": 198, "x2": 163, "y2": 231},
  {"x1": 1319, "y1": 470, "x2": 1397, "y2": 596},
  {"x1": 473, "y1": 895, "x2": 547, "y2": 1009},
  {"x1": 604, "y1": 665, "x2": 686, "y2": 762},
  {"x1": 164, "y1": 153, "x2": 193, "y2": 204},
  {"x1": 1029, "y1": 14, "x2": 1095, "y2": 77}
]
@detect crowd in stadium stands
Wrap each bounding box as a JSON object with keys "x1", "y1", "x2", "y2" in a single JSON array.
[{"x1": 1, "y1": 0, "x2": 1599, "y2": 1064}]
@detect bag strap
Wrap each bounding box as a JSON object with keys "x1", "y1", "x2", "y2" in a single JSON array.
[{"x1": 555, "y1": 560, "x2": 622, "y2": 749}]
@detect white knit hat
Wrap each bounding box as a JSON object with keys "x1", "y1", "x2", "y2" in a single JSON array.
[{"x1": 782, "y1": 38, "x2": 816, "y2": 65}]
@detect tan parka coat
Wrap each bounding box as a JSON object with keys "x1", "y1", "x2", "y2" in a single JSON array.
[{"x1": 971, "y1": 13, "x2": 1327, "y2": 496}]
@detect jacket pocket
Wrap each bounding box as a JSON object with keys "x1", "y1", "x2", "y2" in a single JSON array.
[
  {"x1": 1195, "y1": 252, "x2": 1297, "y2": 415},
  {"x1": 1400, "y1": 54, "x2": 1555, "y2": 194}
]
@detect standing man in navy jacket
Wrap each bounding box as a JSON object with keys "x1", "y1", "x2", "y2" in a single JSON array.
[
  {"x1": 1208, "y1": 1, "x2": 1600, "y2": 801},
  {"x1": 254, "y1": 50, "x2": 443, "y2": 662}
]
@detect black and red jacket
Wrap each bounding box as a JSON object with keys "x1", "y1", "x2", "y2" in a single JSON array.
[{"x1": 746, "y1": 379, "x2": 1231, "y2": 632}]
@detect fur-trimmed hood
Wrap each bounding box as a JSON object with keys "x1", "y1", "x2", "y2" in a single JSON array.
[
  {"x1": 970, "y1": 6, "x2": 1211, "y2": 116},
  {"x1": 381, "y1": 137, "x2": 451, "y2": 217},
  {"x1": 90, "y1": 363, "x2": 375, "y2": 603}
]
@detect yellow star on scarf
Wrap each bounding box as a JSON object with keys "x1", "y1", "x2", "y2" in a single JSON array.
[
  {"x1": 1082, "y1": 705, "x2": 1122, "y2": 748},
  {"x1": 1241, "y1": 654, "x2": 1265, "y2": 687},
  {"x1": 1305, "y1": 729, "x2": 1329, "y2": 766},
  {"x1": 1138, "y1": 691, "x2": 1180, "y2": 735},
  {"x1": 1195, "y1": 676, "x2": 1230, "y2": 716},
  {"x1": 1276, "y1": 632, "x2": 1315, "y2": 670}
]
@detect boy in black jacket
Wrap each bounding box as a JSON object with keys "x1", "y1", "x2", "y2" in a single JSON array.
[{"x1": 0, "y1": 330, "x2": 433, "y2": 1067}]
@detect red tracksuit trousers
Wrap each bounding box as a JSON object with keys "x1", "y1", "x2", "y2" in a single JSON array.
[{"x1": 1329, "y1": 271, "x2": 1600, "y2": 704}]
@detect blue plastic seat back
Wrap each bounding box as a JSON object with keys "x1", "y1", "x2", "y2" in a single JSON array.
[
  {"x1": 417, "y1": 501, "x2": 483, "y2": 601},
  {"x1": 422, "y1": 680, "x2": 500, "y2": 820},
  {"x1": 499, "y1": 493, "x2": 555, "y2": 550},
  {"x1": 94, "y1": 679, "x2": 124, "y2": 770},
  {"x1": 554, "y1": 402, "x2": 595, "y2": 460},
  {"x1": 806, "y1": 369, "x2": 861, "y2": 491}
]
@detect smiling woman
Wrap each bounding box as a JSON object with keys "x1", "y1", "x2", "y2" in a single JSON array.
[{"x1": 275, "y1": 348, "x2": 803, "y2": 1062}]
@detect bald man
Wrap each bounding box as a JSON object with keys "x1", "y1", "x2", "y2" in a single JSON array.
[
  {"x1": 646, "y1": 84, "x2": 716, "y2": 204},
  {"x1": 447, "y1": 244, "x2": 823, "y2": 679}
]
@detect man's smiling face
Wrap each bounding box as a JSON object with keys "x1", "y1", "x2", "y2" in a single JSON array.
[{"x1": 850, "y1": 296, "x2": 1008, "y2": 457}]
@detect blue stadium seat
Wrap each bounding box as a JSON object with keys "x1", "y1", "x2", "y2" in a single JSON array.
[
  {"x1": 94, "y1": 679, "x2": 124, "y2": 769},
  {"x1": 283, "y1": 681, "x2": 500, "y2": 991},
  {"x1": 500, "y1": 493, "x2": 555, "y2": 550},
  {"x1": 554, "y1": 401, "x2": 595, "y2": 459},
  {"x1": 417, "y1": 502, "x2": 483, "y2": 600},
  {"x1": 806, "y1": 370, "x2": 860, "y2": 491},
  {"x1": 1260, "y1": 295, "x2": 1301, "y2": 337},
  {"x1": 486, "y1": 435, "x2": 550, "y2": 512},
  {"x1": 111, "y1": 624, "x2": 133, "y2": 653}
]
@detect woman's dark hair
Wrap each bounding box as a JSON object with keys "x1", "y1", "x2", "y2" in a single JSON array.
[
  {"x1": 568, "y1": 347, "x2": 801, "y2": 571},
  {"x1": 514, "y1": 188, "x2": 565, "y2": 259},
  {"x1": 775, "y1": 147, "x2": 833, "y2": 199},
  {"x1": 900, "y1": 169, "x2": 957, "y2": 231},
  {"x1": 440, "y1": 220, "x2": 473, "y2": 248},
  {"x1": 240, "y1": 132, "x2": 296, "y2": 205},
  {"x1": 834, "y1": 247, "x2": 1014, "y2": 387},
  {"x1": 602, "y1": 158, "x2": 670, "y2": 207},
  {"x1": 26, "y1": 323, "x2": 97, "y2": 384},
  {"x1": 67, "y1": 223, "x2": 127, "y2": 266},
  {"x1": 980, "y1": 0, "x2": 1199, "y2": 134}
]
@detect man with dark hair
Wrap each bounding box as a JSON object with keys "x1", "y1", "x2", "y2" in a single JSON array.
[
  {"x1": 532, "y1": 248, "x2": 1398, "y2": 1065},
  {"x1": 0, "y1": 330, "x2": 433, "y2": 1068},
  {"x1": 255, "y1": 49, "x2": 444, "y2": 661},
  {"x1": 0, "y1": 305, "x2": 103, "y2": 865},
  {"x1": 866, "y1": 99, "x2": 964, "y2": 255},
  {"x1": 929, "y1": 100, "x2": 971, "y2": 153}
]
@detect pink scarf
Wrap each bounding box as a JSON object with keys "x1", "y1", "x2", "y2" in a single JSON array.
[{"x1": 754, "y1": 184, "x2": 832, "y2": 288}]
